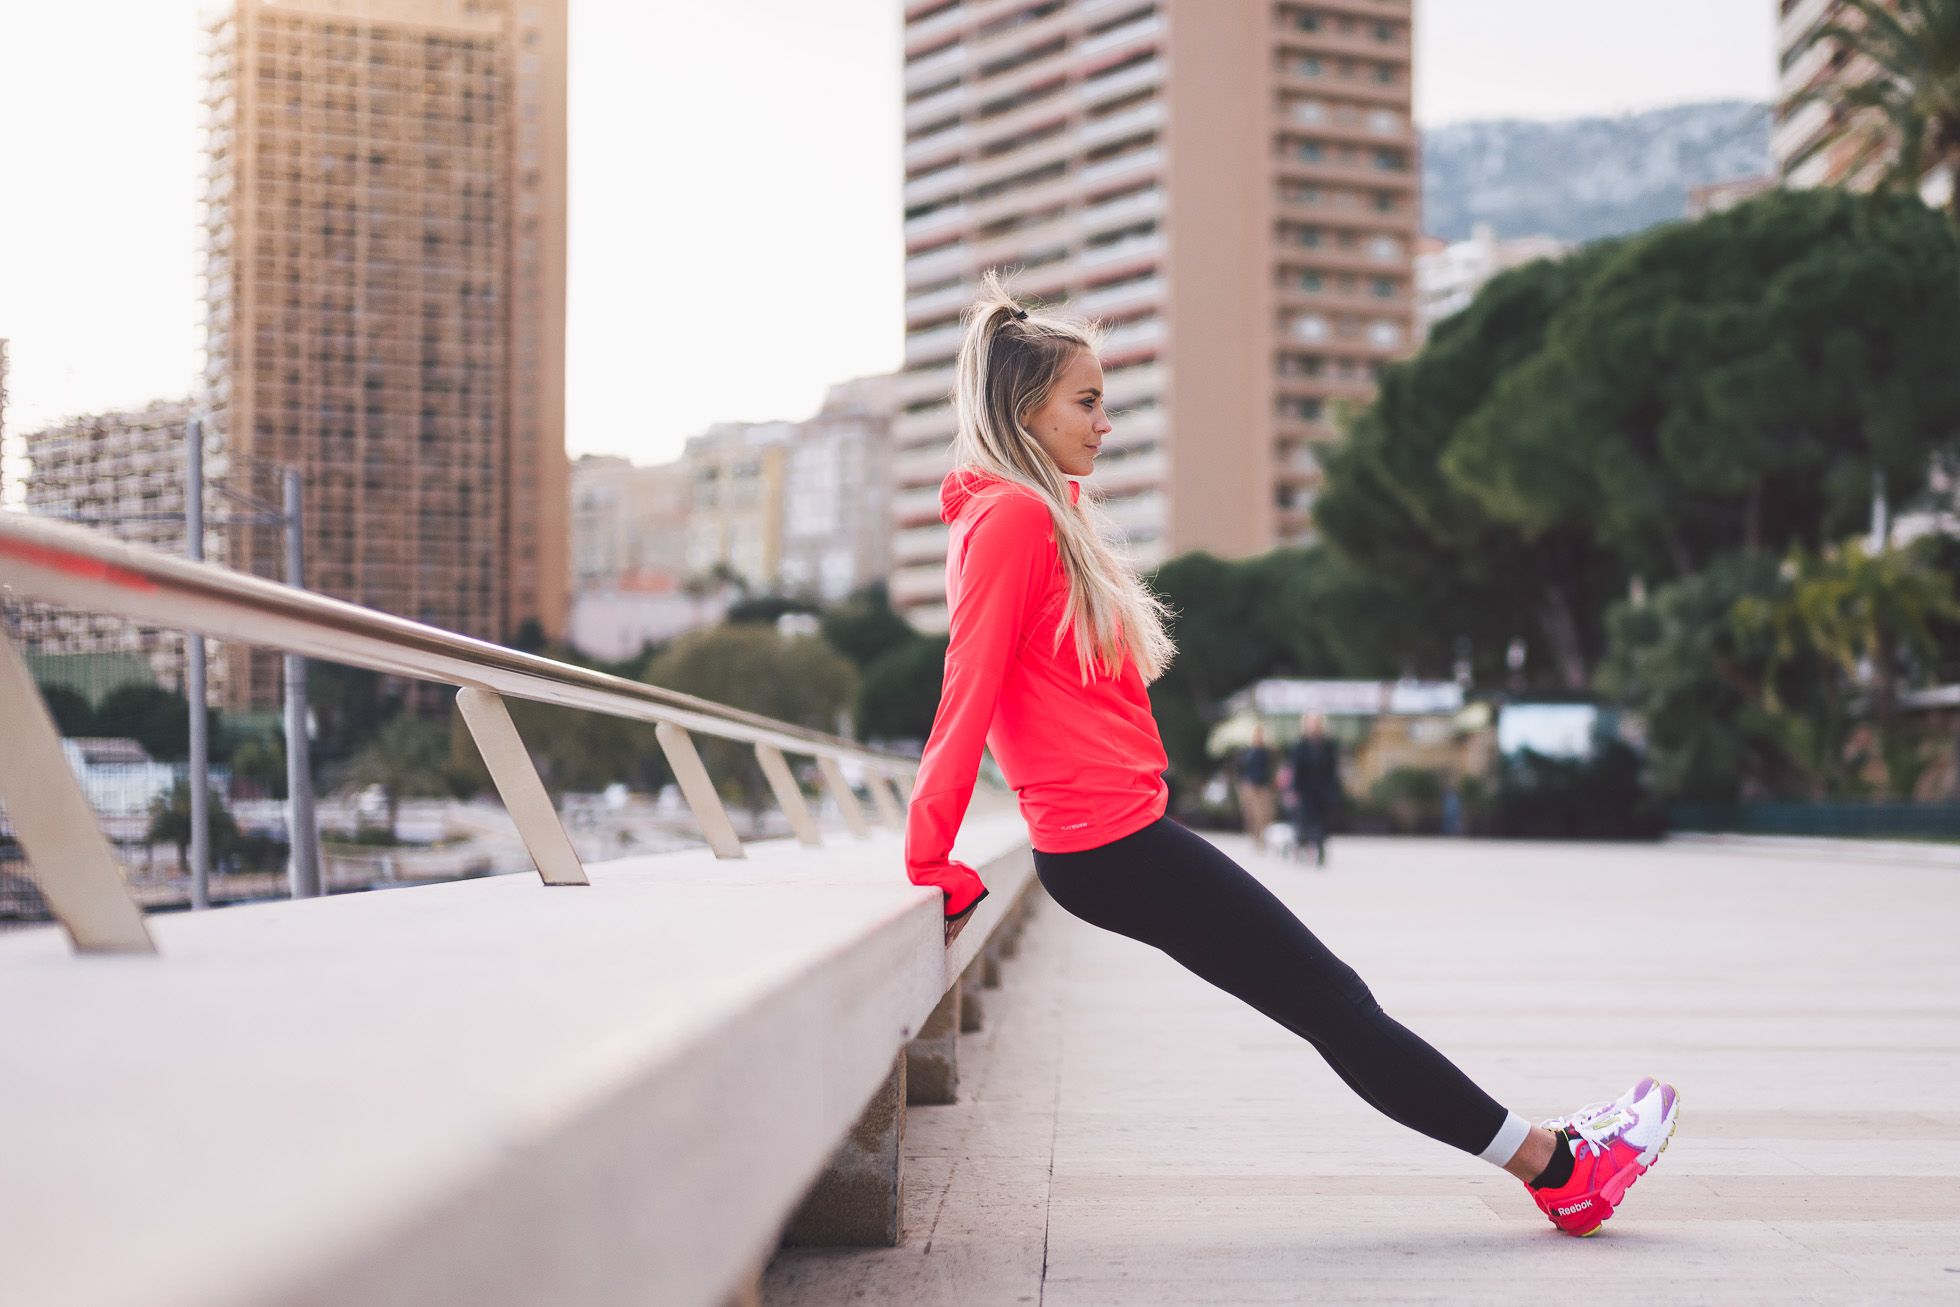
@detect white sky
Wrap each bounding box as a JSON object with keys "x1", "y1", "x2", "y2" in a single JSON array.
[{"x1": 0, "y1": 1, "x2": 1777, "y2": 475}]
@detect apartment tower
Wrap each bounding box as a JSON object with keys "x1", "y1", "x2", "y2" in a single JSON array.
[
  {"x1": 893, "y1": 0, "x2": 1417, "y2": 628},
  {"x1": 200, "y1": 0, "x2": 568, "y2": 701}
]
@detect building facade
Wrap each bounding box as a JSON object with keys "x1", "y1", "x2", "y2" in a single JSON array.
[
  {"x1": 12, "y1": 398, "x2": 229, "y2": 697},
  {"x1": 893, "y1": 0, "x2": 1417, "y2": 627},
  {"x1": 200, "y1": 0, "x2": 569, "y2": 701},
  {"x1": 780, "y1": 374, "x2": 899, "y2": 602},
  {"x1": 1415, "y1": 224, "x2": 1571, "y2": 338},
  {"x1": 571, "y1": 454, "x2": 692, "y2": 594},
  {"x1": 682, "y1": 421, "x2": 794, "y2": 594}
]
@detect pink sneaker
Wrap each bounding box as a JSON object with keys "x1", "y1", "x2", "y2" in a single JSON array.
[{"x1": 1527, "y1": 1077, "x2": 1680, "y2": 1236}]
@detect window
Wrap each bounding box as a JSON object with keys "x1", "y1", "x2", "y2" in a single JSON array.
[
  {"x1": 1292, "y1": 314, "x2": 1328, "y2": 342},
  {"x1": 1372, "y1": 277, "x2": 1396, "y2": 298},
  {"x1": 1368, "y1": 320, "x2": 1403, "y2": 348}
]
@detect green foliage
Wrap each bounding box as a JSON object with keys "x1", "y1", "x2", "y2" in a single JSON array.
[
  {"x1": 335, "y1": 716, "x2": 461, "y2": 828},
  {"x1": 819, "y1": 583, "x2": 917, "y2": 669},
  {"x1": 92, "y1": 685, "x2": 219, "y2": 763},
  {"x1": 147, "y1": 781, "x2": 242, "y2": 865},
  {"x1": 36, "y1": 685, "x2": 96, "y2": 736},
  {"x1": 1598, "y1": 551, "x2": 1792, "y2": 803},
  {"x1": 1450, "y1": 189, "x2": 1960, "y2": 582},
  {"x1": 724, "y1": 594, "x2": 821, "y2": 626},
  {"x1": 1795, "y1": 0, "x2": 1960, "y2": 233},
  {"x1": 229, "y1": 734, "x2": 288, "y2": 800},
  {"x1": 1316, "y1": 249, "x2": 1630, "y2": 689},
  {"x1": 858, "y1": 635, "x2": 947, "y2": 743},
  {"x1": 1491, "y1": 743, "x2": 1666, "y2": 840},
  {"x1": 643, "y1": 626, "x2": 859, "y2": 813}
]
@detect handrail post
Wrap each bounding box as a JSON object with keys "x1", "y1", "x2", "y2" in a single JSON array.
[
  {"x1": 655, "y1": 722, "x2": 745, "y2": 859},
  {"x1": 816, "y1": 755, "x2": 870, "y2": 838},
  {"x1": 0, "y1": 626, "x2": 155, "y2": 953},
  {"x1": 754, "y1": 744, "x2": 821, "y2": 847},
  {"x1": 867, "y1": 772, "x2": 906, "y2": 830},
  {"x1": 455, "y1": 687, "x2": 588, "y2": 886}
]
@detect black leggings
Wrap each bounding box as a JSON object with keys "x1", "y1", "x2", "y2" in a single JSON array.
[{"x1": 1033, "y1": 817, "x2": 1513, "y2": 1158}]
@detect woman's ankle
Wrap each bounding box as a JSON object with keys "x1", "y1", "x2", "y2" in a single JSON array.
[{"x1": 1503, "y1": 1125, "x2": 1559, "y2": 1183}]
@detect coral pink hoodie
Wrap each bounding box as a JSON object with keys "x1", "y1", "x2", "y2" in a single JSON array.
[{"x1": 904, "y1": 469, "x2": 1170, "y2": 917}]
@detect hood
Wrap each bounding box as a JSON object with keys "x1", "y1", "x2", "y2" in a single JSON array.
[{"x1": 939, "y1": 468, "x2": 1081, "y2": 524}]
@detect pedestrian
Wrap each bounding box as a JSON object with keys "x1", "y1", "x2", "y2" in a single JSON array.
[
  {"x1": 1284, "y1": 711, "x2": 1340, "y2": 868},
  {"x1": 1233, "y1": 724, "x2": 1278, "y2": 853},
  {"x1": 902, "y1": 274, "x2": 1678, "y2": 1237}
]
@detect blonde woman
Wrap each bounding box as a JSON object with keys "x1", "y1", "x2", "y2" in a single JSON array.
[{"x1": 902, "y1": 273, "x2": 1678, "y2": 1237}]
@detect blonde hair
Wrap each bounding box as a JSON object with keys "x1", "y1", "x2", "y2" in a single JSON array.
[{"x1": 951, "y1": 270, "x2": 1177, "y2": 685}]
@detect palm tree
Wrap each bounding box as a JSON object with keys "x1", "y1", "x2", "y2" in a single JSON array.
[{"x1": 1795, "y1": 0, "x2": 1960, "y2": 239}]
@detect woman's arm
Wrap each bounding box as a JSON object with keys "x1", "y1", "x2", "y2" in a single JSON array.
[{"x1": 904, "y1": 491, "x2": 1053, "y2": 919}]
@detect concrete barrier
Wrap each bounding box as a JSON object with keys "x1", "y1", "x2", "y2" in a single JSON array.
[{"x1": 0, "y1": 808, "x2": 1031, "y2": 1307}]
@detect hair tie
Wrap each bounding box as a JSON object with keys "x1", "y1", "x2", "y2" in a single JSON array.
[{"x1": 1011, "y1": 307, "x2": 1028, "y2": 321}]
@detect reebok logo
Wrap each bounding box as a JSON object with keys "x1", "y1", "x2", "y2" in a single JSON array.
[
  {"x1": 1061, "y1": 821, "x2": 1090, "y2": 830},
  {"x1": 1554, "y1": 1200, "x2": 1593, "y2": 1216}
]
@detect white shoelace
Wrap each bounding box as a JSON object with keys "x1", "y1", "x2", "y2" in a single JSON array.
[{"x1": 1538, "y1": 1101, "x2": 1628, "y2": 1159}]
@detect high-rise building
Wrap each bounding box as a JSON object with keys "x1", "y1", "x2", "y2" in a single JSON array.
[
  {"x1": 12, "y1": 398, "x2": 231, "y2": 697},
  {"x1": 893, "y1": 0, "x2": 1417, "y2": 627},
  {"x1": 569, "y1": 453, "x2": 690, "y2": 594},
  {"x1": 200, "y1": 0, "x2": 568, "y2": 701}
]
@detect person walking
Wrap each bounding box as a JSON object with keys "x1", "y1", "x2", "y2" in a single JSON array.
[
  {"x1": 1284, "y1": 711, "x2": 1340, "y2": 868},
  {"x1": 1233, "y1": 724, "x2": 1279, "y2": 853},
  {"x1": 901, "y1": 274, "x2": 1678, "y2": 1237}
]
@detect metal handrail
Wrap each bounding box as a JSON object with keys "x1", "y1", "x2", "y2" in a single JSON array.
[{"x1": 0, "y1": 510, "x2": 943, "y2": 955}]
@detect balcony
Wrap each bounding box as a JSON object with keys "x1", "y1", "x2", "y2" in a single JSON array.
[
  {"x1": 905, "y1": 281, "x2": 972, "y2": 320},
  {"x1": 894, "y1": 401, "x2": 958, "y2": 443},
  {"x1": 905, "y1": 120, "x2": 969, "y2": 167},
  {"x1": 1075, "y1": 274, "x2": 1162, "y2": 317},
  {"x1": 904, "y1": 3, "x2": 967, "y2": 49},
  {"x1": 1079, "y1": 145, "x2": 1162, "y2": 187},
  {"x1": 1082, "y1": 99, "x2": 1164, "y2": 147},
  {"x1": 904, "y1": 203, "x2": 970, "y2": 239},
  {"x1": 1080, "y1": 56, "x2": 1163, "y2": 106},
  {"x1": 1080, "y1": 230, "x2": 1164, "y2": 268},
  {"x1": 1080, "y1": 11, "x2": 1165, "y2": 58},
  {"x1": 904, "y1": 163, "x2": 970, "y2": 207},
  {"x1": 1080, "y1": 185, "x2": 1162, "y2": 237},
  {"x1": 904, "y1": 42, "x2": 968, "y2": 92},
  {"x1": 905, "y1": 241, "x2": 968, "y2": 279},
  {"x1": 904, "y1": 82, "x2": 967, "y2": 131},
  {"x1": 894, "y1": 521, "x2": 952, "y2": 562},
  {"x1": 904, "y1": 321, "x2": 967, "y2": 366}
]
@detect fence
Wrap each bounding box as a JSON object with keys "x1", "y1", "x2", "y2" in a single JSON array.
[{"x1": 0, "y1": 509, "x2": 944, "y2": 954}]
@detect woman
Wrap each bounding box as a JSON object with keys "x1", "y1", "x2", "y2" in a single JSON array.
[{"x1": 901, "y1": 275, "x2": 1677, "y2": 1237}]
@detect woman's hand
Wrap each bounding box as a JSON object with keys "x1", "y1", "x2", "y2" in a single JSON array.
[{"x1": 944, "y1": 897, "x2": 982, "y2": 947}]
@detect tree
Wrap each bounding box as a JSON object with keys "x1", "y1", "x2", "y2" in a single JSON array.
[
  {"x1": 1451, "y1": 189, "x2": 1960, "y2": 585},
  {"x1": 643, "y1": 626, "x2": 859, "y2": 816},
  {"x1": 1316, "y1": 249, "x2": 1630, "y2": 689},
  {"x1": 336, "y1": 715, "x2": 456, "y2": 832},
  {"x1": 1795, "y1": 0, "x2": 1960, "y2": 250},
  {"x1": 36, "y1": 685, "x2": 96, "y2": 737},
  {"x1": 819, "y1": 582, "x2": 917, "y2": 669},
  {"x1": 229, "y1": 735, "x2": 288, "y2": 800},
  {"x1": 93, "y1": 685, "x2": 217, "y2": 763},
  {"x1": 1733, "y1": 537, "x2": 1960, "y2": 797},
  {"x1": 858, "y1": 635, "x2": 947, "y2": 744},
  {"x1": 147, "y1": 781, "x2": 241, "y2": 872},
  {"x1": 1597, "y1": 551, "x2": 1798, "y2": 803}
]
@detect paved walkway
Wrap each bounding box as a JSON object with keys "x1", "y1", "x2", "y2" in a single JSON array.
[{"x1": 764, "y1": 833, "x2": 1960, "y2": 1304}]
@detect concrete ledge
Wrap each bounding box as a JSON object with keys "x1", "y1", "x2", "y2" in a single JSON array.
[{"x1": 0, "y1": 806, "x2": 1031, "y2": 1307}]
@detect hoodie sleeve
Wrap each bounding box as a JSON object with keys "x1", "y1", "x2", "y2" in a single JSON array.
[{"x1": 905, "y1": 491, "x2": 1054, "y2": 917}]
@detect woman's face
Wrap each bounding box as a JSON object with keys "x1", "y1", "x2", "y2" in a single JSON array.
[{"x1": 1020, "y1": 348, "x2": 1112, "y2": 478}]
